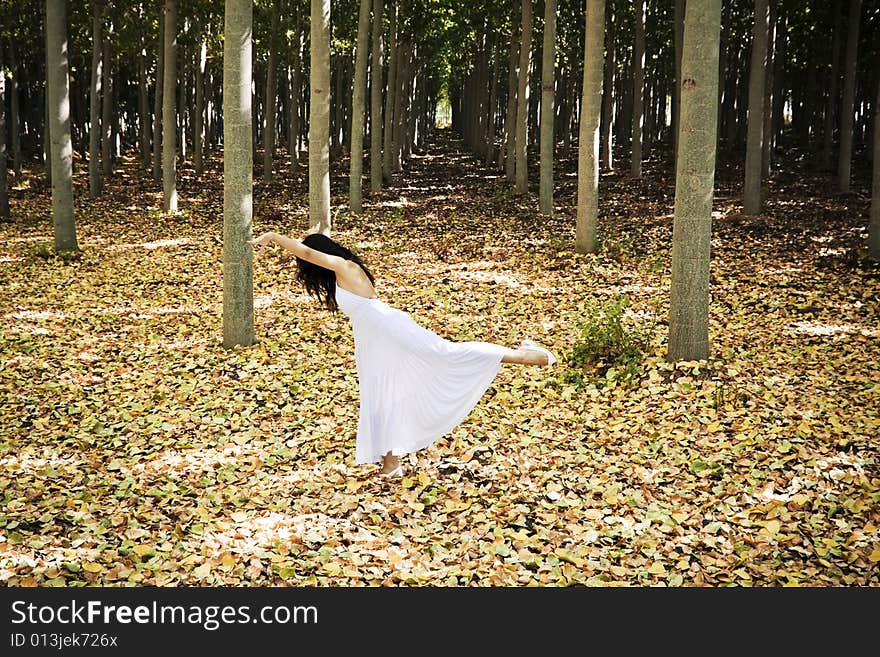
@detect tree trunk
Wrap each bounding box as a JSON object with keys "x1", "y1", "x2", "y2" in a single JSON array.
[
  {"x1": 743, "y1": 0, "x2": 769, "y2": 215},
  {"x1": 289, "y1": 16, "x2": 303, "y2": 170},
  {"x1": 576, "y1": 0, "x2": 605, "y2": 254},
  {"x1": 138, "y1": 8, "x2": 151, "y2": 169},
  {"x1": 310, "y1": 0, "x2": 331, "y2": 234},
  {"x1": 194, "y1": 38, "x2": 206, "y2": 174},
  {"x1": 46, "y1": 0, "x2": 78, "y2": 252},
  {"x1": 89, "y1": 2, "x2": 103, "y2": 198},
  {"x1": 823, "y1": 0, "x2": 842, "y2": 171},
  {"x1": 8, "y1": 42, "x2": 21, "y2": 180},
  {"x1": 369, "y1": 0, "x2": 384, "y2": 191},
  {"x1": 673, "y1": 0, "x2": 684, "y2": 163},
  {"x1": 0, "y1": 39, "x2": 8, "y2": 218},
  {"x1": 514, "y1": 0, "x2": 532, "y2": 194},
  {"x1": 382, "y1": 0, "x2": 398, "y2": 182},
  {"x1": 222, "y1": 0, "x2": 255, "y2": 348},
  {"x1": 870, "y1": 75, "x2": 880, "y2": 260},
  {"x1": 162, "y1": 0, "x2": 178, "y2": 212},
  {"x1": 263, "y1": 0, "x2": 280, "y2": 182},
  {"x1": 538, "y1": 0, "x2": 556, "y2": 215},
  {"x1": 486, "y1": 44, "x2": 499, "y2": 167},
  {"x1": 630, "y1": 0, "x2": 645, "y2": 178},
  {"x1": 101, "y1": 24, "x2": 113, "y2": 180},
  {"x1": 350, "y1": 0, "x2": 372, "y2": 212},
  {"x1": 600, "y1": 6, "x2": 614, "y2": 171},
  {"x1": 500, "y1": 3, "x2": 519, "y2": 178},
  {"x1": 152, "y1": 9, "x2": 164, "y2": 180},
  {"x1": 837, "y1": 0, "x2": 860, "y2": 193},
  {"x1": 760, "y1": 0, "x2": 776, "y2": 179},
  {"x1": 667, "y1": 0, "x2": 721, "y2": 362}
]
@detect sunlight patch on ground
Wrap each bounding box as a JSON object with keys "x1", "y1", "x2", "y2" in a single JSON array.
[
  {"x1": 787, "y1": 320, "x2": 869, "y2": 337},
  {"x1": 110, "y1": 238, "x2": 195, "y2": 251}
]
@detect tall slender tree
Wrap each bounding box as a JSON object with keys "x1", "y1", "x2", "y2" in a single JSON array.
[
  {"x1": 162, "y1": 0, "x2": 178, "y2": 212},
  {"x1": 223, "y1": 0, "x2": 255, "y2": 348},
  {"x1": 369, "y1": 0, "x2": 384, "y2": 192},
  {"x1": 152, "y1": 9, "x2": 165, "y2": 180},
  {"x1": 514, "y1": 0, "x2": 532, "y2": 194},
  {"x1": 870, "y1": 76, "x2": 880, "y2": 262},
  {"x1": 310, "y1": 0, "x2": 331, "y2": 234},
  {"x1": 350, "y1": 0, "x2": 372, "y2": 212},
  {"x1": 0, "y1": 39, "x2": 8, "y2": 218},
  {"x1": 630, "y1": 0, "x2": 645, "y2": 178},
  {"x1": 837, "y1": 0, "x2": 860, "y2": 193},
  {"x1": 46, "y1": 0, "x2": 78, "y2": 252},
  {"x1": 500, "y1": 1, "x2": 520, "y2": 180},
  {"x1": 576, "y1": 0, "x2": 605, "y2": 254},
  {"x1": 89, "y1": 1, "x2": 103, "y2": 198},
  {"x1": 382, "y1": 0, "x2": 398, "y2": 181},
  {"x1": 667, "y1": 0, "x2": 722, "y2": 362},
  {"x1": 263, "y1": 0, "x2": 280, "y2": 182},
  {"x1": 194, "y1": 35, "x2": 207, "y2": 174},
  {"x1": 743, "y1": 0, "x2": 769, "y2": 215},
  {"x1": 538, "y1": 0, "x2": 556, "y2": 216}
]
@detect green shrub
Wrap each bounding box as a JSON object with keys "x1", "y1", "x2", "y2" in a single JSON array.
[
  {"x1": 29, "y1": 241, "x2": 81, "y2": 263},
  {"x1": 564, "y1": 295, "x2": 648, "y2": 389}
]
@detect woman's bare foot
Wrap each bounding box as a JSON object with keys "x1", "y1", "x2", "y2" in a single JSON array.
[{"x1": 380, "y1": 452, "x2": 401, "y2": 476}]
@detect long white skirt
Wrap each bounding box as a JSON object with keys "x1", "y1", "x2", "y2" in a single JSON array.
[{"x1": 335, "y1": 284, "x2": 506, "y2": 464}]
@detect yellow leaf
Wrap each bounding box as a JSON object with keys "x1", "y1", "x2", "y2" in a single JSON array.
[
  {"x1": 762, "y1": 520, "x2": 781, "y2": 536},
  {"x1": 82, "y1": 562, "x2": 103, "y2": 573},
  {"x1": 869, "y1": 547, "x2": 880, "y2": 563},
  {"x1": 647, "y1": 562, "x2": 666, "y2": 575},
  {"x1": 193, "y1": 563, "x2": 213, "y2": 578},
  {"x1": 221, "y1": 554, "x2": 236, "y2": 569},
  {"x1": 132, "y1": 545, "x2": 152, "y2": 557}
]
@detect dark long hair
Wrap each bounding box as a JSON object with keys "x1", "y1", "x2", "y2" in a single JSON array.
[{"x1": 295, "y1": 233, "x2": 375, "y2": 312}]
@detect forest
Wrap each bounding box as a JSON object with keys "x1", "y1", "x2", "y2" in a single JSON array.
[{"x1": 0, "y1": 0, "x2": 878, "y2": 589}]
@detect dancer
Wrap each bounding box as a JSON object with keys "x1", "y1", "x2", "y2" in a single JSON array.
[{"x1": 249, "y1": 231, "x2": 556, "y2": 478}]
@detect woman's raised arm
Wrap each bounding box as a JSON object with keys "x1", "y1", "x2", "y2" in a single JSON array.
[{"x1": 250, "y1": 232, "x2": 347, "y2": 272}]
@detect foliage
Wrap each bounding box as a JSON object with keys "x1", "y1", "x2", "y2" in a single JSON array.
[{"x1": 563, "y1": 295, "x2": 648, "y2": 389}]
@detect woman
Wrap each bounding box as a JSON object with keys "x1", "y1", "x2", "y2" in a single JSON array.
[{"x1": 250, "y1": 231, "x2": 556, "y2": 478}]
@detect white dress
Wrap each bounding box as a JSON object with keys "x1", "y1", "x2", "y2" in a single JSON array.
[{"x1": 335, "y1": 283, "x2": 507, "y2": 464}]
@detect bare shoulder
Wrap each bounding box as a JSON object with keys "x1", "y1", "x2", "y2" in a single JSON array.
[{"x1": 335, "y1": 260, "x2": 377, "y2": 297}]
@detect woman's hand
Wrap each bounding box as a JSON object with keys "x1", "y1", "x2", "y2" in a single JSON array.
[{"x1": 249, "y1": 232, "x2": 276, "y2": 250}]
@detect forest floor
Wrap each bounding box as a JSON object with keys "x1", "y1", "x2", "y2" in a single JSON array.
[{"x1": 1, "y1": 130, "x2": 878, "y2": 586}]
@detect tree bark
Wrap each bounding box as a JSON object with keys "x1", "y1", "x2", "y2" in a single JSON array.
[
  {"x1": 837, "y1": 0, "x2": 860, "y2": 193},
  {"x1": 152, "y1": 9, "x2": 164, "y2": 180},
  {"x1": 101, "y1": 23, "x2": 113, "y2": 180},
  {"x1": 667, "y1": 0, "x2": 721, "y2": 362},
  {"x1": 500, "y1": 2, "x2": 519, "y2": 178},
  {"x1": 89, "y1": 2, "x2": 103, "y2": 198},
  {"x1": 289, "y1": 16, "x2": 303, "y2": 170},
  {"x1": 263, "y1": 0, "x2": 280, "y2": 182},
  {"x1": 194, "y1": 37, "x2": 207, "y2": 174},
  {"x1": 162, "y1": 0, "x2": 177, "y2": 212},
  {"x1": 576, "y1": 0, "x2": 605, "y2": 254},
  {"x1": 630, "y1": 0, "x2": 645, "y2": 178},
  {"x1": 743, "y1": 0, "x2": 769, "y2": 215},
  {"x1": 514, "y1": 0, "x2": 532, "y2": 194},
  {"x1": 538, "y1": 0, "x2": 556, "y2": 215},
  {"x1": 0, "y1": 39, "x2": 8, "y2": 218},
  {"x1": 222, "y1": 0, "x2": 255, "y2": 348},
  {"x1": 600, "y1": 6, "x2": 614, "y2": 171},
  {"x1": 871, "y1": 75, "x2": 880, "y2": 260},
  {"x1": 350, "y1": 0, "x2": 372, "y2": 212},
  {"x1": 46, "y1": 0, "x2": 78, "y2": 252},
  {"x1": 823, "y1": 0, "x2": 842, "y2": 171},
  {"x1": 309, "y1": 0, "x2": 331, "y2": 234},
  {"x1": 369, "y1": 0, "x2": 384, "y2": 191},
  {"x1": 382, "y1": 0, "x2": 398, "y2": 181},
  {"x1": 138, "y1": 6, "x2": 151, "y2": 169}
]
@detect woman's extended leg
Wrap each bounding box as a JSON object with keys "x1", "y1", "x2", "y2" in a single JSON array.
[{"x1": 499, "y1": 340, "x2": 557, "y2": 366}]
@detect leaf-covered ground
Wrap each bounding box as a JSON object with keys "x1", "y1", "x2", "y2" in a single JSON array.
[{"x1": 1, "y1": 133, "x2": 878, "y2": 586}]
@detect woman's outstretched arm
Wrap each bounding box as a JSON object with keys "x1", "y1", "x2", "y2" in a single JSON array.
[{"x1": 250, "y1": 231, "x2": 346, "y2": 272}]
